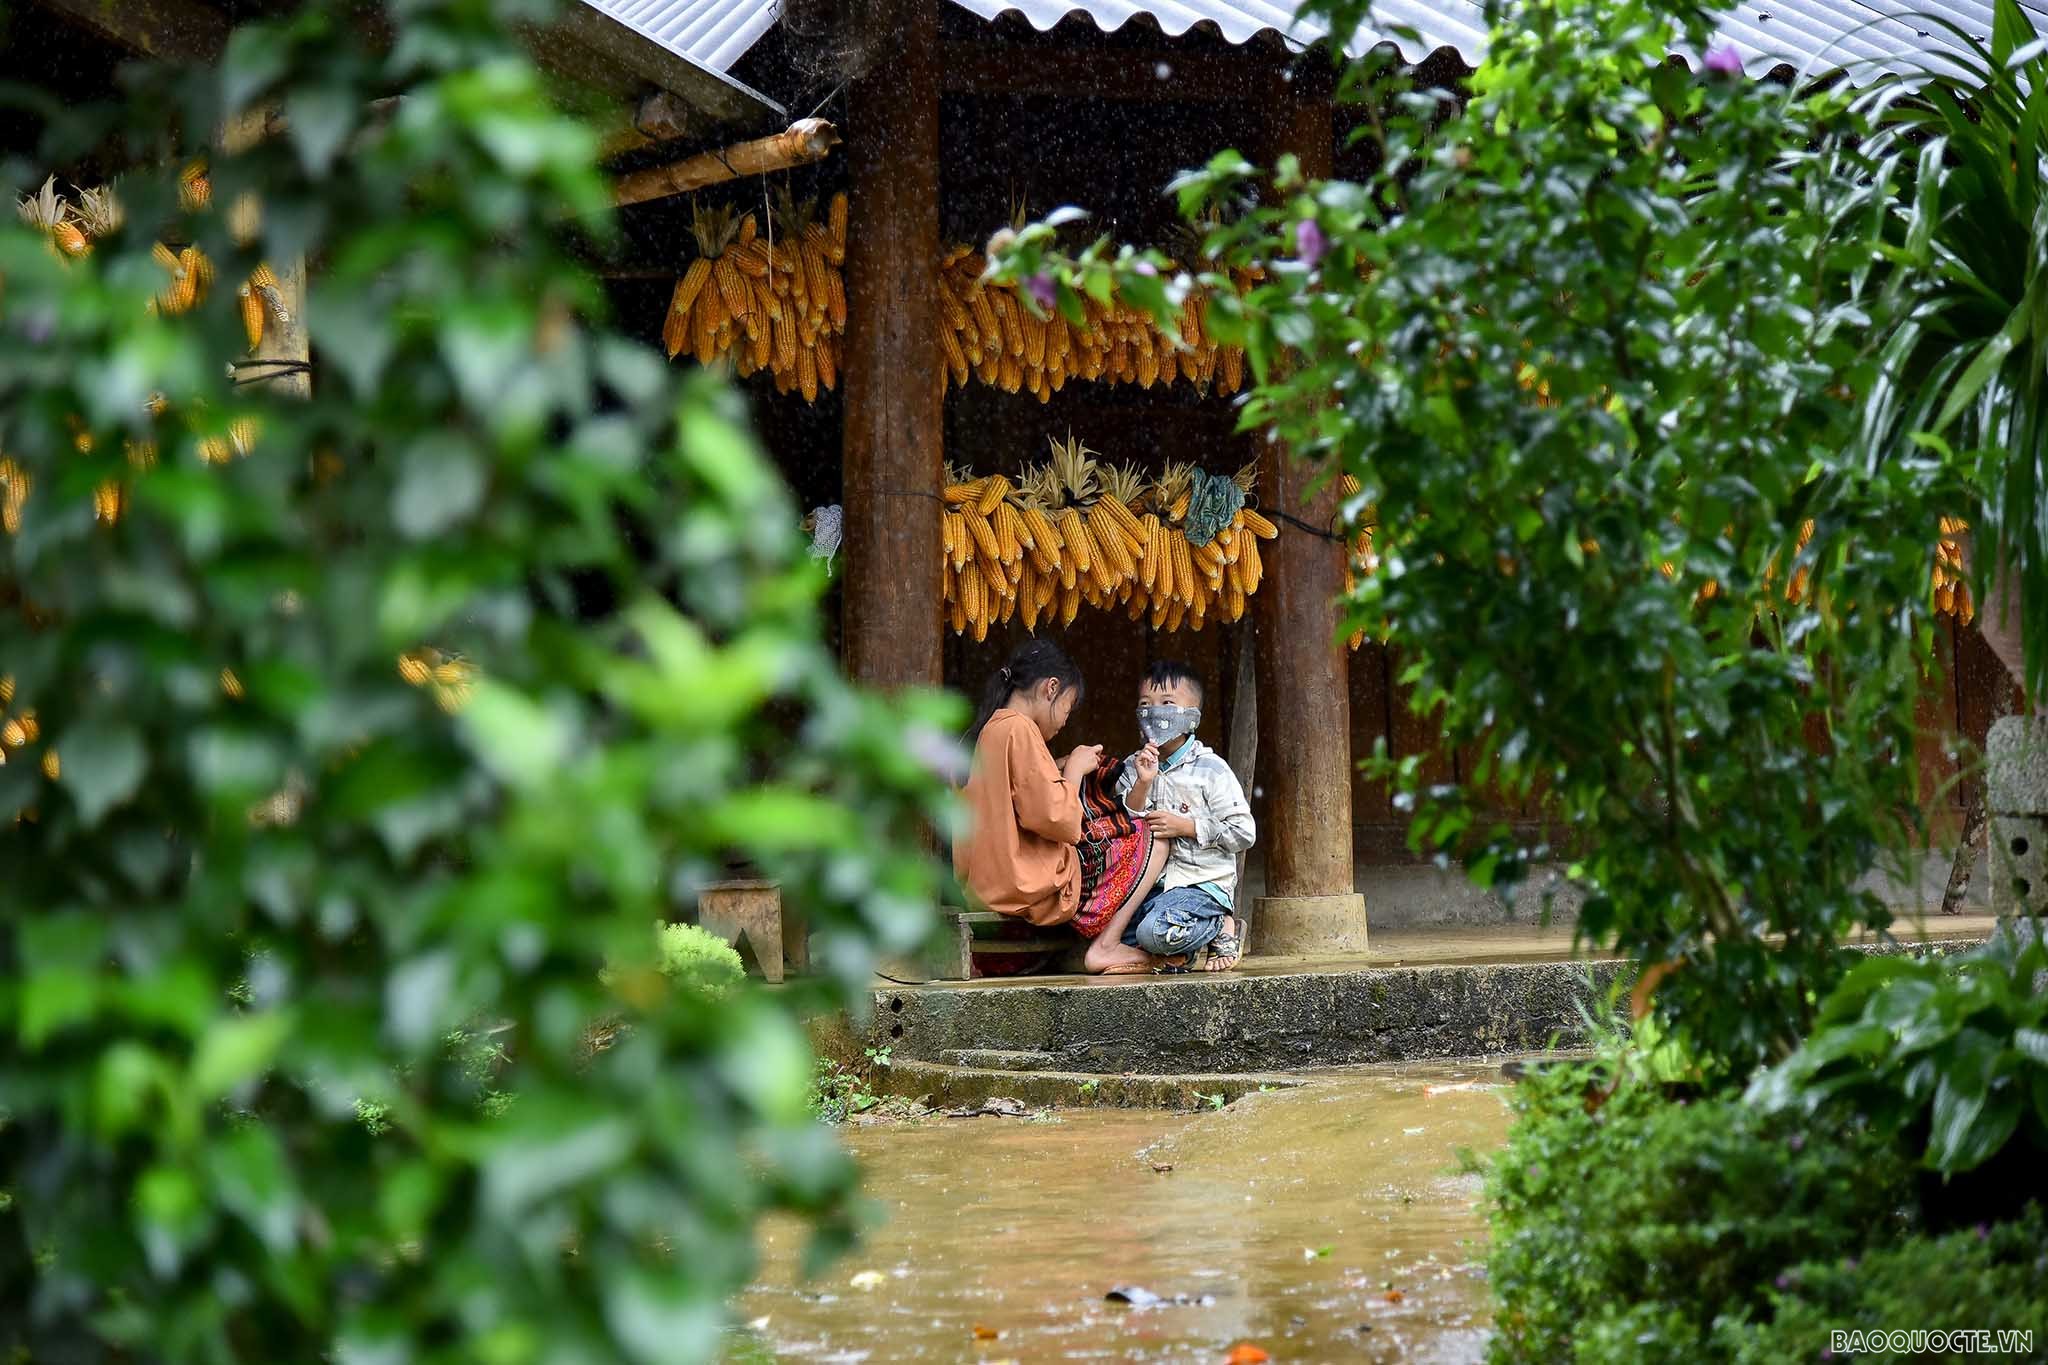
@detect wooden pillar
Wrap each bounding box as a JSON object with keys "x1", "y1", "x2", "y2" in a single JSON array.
[
  {"x1": 1251, "y1": 67, "x2": 1366, "y2": 955},
  {"x1": 839, "y1": 0, "x2": 944, "y2": 691}
]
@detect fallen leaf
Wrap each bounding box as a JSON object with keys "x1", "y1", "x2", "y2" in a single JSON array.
[
  {"x1": 850, "y1": 1270, "x2": 886, "y2": 1292},
  {"x1": 1383, "y1": 1289, "x2": 1405, "y2": 1303},
  {"x1": 1223, "y1": 1345, "x2": 1271, "y2": 1364},
  {"x1": 1152, "y1": 1162, "x2": 1175, "y2": 1173},
  {"x1": 972, "y1": 1324, "x2": 1000, "y2": 1341}
]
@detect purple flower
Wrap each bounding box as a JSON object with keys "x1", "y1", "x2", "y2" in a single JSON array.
[
  {"x1": 1294, "y1": 218, "x2": 1328, "y2": 270},
  {"x1": 1975, "y1": 1223, "x2": 1990, "y2": 1240},
  {"x1": 1704, "y1": 44, "x2": 1744, "y2": 76},
  {"x1": 1787, "y1": 1133, "x2": 1805, "y2": 1152},
  {"x1": 1133, "y1": 260, "x2": 1158, "y2": 278},
  {"x1": 1775, "y1": 1274, "x2": 1792, "y2": 1291},
  {"x1": 1820, "y1": 1351, "x2": 1835, "y2": 1361},
  {"x1": 1024, "y1": 272, "x2": 1057, "y2": 313}
]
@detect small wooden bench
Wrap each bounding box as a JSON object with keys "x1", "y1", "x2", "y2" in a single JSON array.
[
  {"x1": 926, "y1": 908, "x2": 1079, "y2": 980},
  {"x1": 696, "y1": 879, "x2": 807, "y2": 983}
]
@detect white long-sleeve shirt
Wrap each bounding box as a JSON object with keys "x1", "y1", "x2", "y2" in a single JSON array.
[{"x1": 1114, "y1": 737, "x2": 1256, "y2": 904}]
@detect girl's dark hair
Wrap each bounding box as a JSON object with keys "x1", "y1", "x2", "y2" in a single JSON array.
[{"x1": 968, "y1": 639, "x2": 1083, "y2": 743}]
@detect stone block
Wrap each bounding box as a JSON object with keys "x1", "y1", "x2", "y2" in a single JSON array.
[
  {"x1": 1989, "y1": 816, "x2": 2046, "y2": 917},
  {"x1": 1986, "y1": 717, "x2": 2048, "y2": 815},
  {"x1": 1254, "y1": 892, "x2": 1369, "y2": 956}
]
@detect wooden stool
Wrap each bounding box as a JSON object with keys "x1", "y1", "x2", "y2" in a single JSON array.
[{"x1": 697, "y1": 880, "x2": 801, "y2": 983}]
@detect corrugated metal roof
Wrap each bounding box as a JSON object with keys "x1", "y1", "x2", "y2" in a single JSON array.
[
  {"x1": 583, "y1": 0, "x2": 786, "y2": 73},
  {"x1": 953, "y1": 0, "x2": 2046, "y2": 77},
  {"x1": 622, "y1": 0, "x2": 2047, "y2": 84}
]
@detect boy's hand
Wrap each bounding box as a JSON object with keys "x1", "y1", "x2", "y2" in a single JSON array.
[
  {"x1": 1132, "y1": 742, "x2": 1159, "y2": 784},
  {"x1": 1146, "y1": 809, "x2": 1197, "y2": 840}
]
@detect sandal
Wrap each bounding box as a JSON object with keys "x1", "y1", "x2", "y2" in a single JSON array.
[{"x1": 1203, "y1": 917, "x2": 1243, "y2": 972}]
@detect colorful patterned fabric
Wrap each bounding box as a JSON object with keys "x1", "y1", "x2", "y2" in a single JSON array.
[{"x1": 1071, "y1": 756, "x2": 1150, "y2": 939}]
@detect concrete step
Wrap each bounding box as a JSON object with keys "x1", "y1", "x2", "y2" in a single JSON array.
[
  {"x1": 876, "y1": 1059, "x2": 1303, "y2": 1111},
  {"x1": 871, "y1": 957, "x2": 1634, "y2": 1076}
]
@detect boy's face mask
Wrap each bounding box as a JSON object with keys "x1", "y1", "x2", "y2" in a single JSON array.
[{"x1": 1137, "y1": 704, "x2": 1201, "y2": 748}]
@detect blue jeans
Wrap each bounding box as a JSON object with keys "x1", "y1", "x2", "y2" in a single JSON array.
[{"x1": 1122, "y1": 885, "x2": 1229, "y2": 957}]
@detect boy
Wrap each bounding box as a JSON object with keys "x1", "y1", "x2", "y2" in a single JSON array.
[{"x1": 1116, "y1": 660, "x2": 1255, "y2": 970}]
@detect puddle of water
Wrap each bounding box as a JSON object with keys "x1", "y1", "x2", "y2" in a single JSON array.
[{"x1": 731, "y1": 1060, "x2": 1514, "y2": 1362}]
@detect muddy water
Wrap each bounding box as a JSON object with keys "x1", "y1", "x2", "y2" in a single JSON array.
[{"x1": 732, "y1": 1060, "x2": 1515, "y2": 1363}]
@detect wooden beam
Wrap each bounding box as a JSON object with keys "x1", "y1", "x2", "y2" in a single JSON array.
[
  {"x1": 937, "y1": 41, "x2": 1290, "y2": 103},
  {"x1": 29, "y1": 0, "x2": 227, "y2": 62},
  {"x1": 841, "y1": 0, "x2": 944, "y2": 693},
  {"x1": 611, "y1": 119, "x2": 841, "y2": 209}
]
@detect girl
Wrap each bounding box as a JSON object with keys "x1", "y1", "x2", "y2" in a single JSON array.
[{"x1": 954, "y1": 640, "x2": 1177, "y2": 974}]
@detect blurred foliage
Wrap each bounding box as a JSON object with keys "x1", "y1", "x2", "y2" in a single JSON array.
[
  {"x1": 991, "y1": 0, "x2": 1966, "y2": 1074},
  {"x1": 0, "y1": 1, "x2": 957, "y2": 1360}
]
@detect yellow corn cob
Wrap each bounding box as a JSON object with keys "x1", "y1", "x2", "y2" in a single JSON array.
[
  {"x1": 968, "y1": 288, "x2": 1000, "y2": 358},
  {"x1": 1240, "y1": 508, "x2": 1278, "y2": 539},
  {"x1": 1224, "y1": 578, "x2": 1246, "y2": 622},
  {"x1": 238, "y1": 282, "x2": 265, "y2": 350},
  {"x1": 1036, "y1": 569, "x2": 1056, "y2": 611},
  {"x1": 1154, "y1": 524, "x2": 1177, "y2": 603},
  {"x1": 1165, "y1": 598, "x2": 1186, "y2": 632},
  {"x1": 949, "y1": 584, "x2": 968, "y2": 636},
  {"x1": 816, "y1": 336, "x2": 838, "y2": 390},
  {"x1": 942, "y1": 327, "x2": 970, "y2": 387},
  {"x1": 1137, "y1": 514, "x2": 1162, "y2": 592},
  {"x1": 828, "y1": 191, "x2": 848, "y2": 263},
  {"x1": 827, "y1": 266, "x2": 847, "y2": 331},
  {"x1": 1098, "y1": 492, "x2": 1146, "y2": 547},
  {"x1": 993, "y1": 500, "x2": 1022, "y2": 562},
  {"x1": 1085, "y1": 512, "x2": 1127, "y2": 590},
  {"x1": 1220, "y1": 346, "x2": 1244, "y2": 392},
  {"x1": 773, "y1": 313, "x2": 799, "y2": 373},
  {"x1": 963, "y1": 509, "x2": 1003, "y2": 565},
  {"x1": 961, "y1": 560, "x2": 984, "y2": 622},
  {"x1": 1241, "y1": 536, "x2": 1262, "y2": 593},
  {"x1": 1169, "y1": 491, "x2": 1191, "y2": 522},
  {"x1": 1059, "y1": 582, "x2": 1082, "y2": 627},
  {"x1": 977, "y1": 474, "x2": 1012, "y2": 517},
  {"x1": 943, "y1": 478, "x2": 984, "y2": 508},
  {"x1": 1057, "y1": 507, "x2": 1092, "y2": 575},
  {"x1": 1171, "y1": 531, "x2": 1195, "y2": 604},
  {"x1": 797, "y1": 345, "x2": 819, "y2": 402},
  {"x1": 715, "y1": 256, "x2": 750, "y2": 320}
]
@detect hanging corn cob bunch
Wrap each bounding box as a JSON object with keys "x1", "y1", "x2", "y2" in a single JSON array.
[
  {"x1": 661, "y1": 192, "x2": 848, "y2": 401},
  {"x1": 1933, "y1": 517, "x2": 1975, "y2": 625},
  {"x1": 938, "y1": 436, "x2": 1276, "y2": 639},
  {"x1": 16, "y1": 177, "x2": 89, "y2": 257},
  {"x1": 935, "y1": 246, "x2": 1258, "y2": 401}
]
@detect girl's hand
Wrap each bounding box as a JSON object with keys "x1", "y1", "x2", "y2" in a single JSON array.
[{"x1": 1062, "y1": 744, "x2": 1104, "y2": 783}]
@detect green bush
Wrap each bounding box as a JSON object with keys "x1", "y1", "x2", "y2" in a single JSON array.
[
  {"x1": 1748, "y1": 926, "x2": 2048, "y2": 1178},
  {"x1": 655, "y1": 923, "x2": 746, "y2": 997},
  {"x1": 1485, "y1": 1061, "x2": 1919, "y2": 1364},
  {"x1": 1716, "y1": 1206, "x2": 2048, "y2": 1363}
]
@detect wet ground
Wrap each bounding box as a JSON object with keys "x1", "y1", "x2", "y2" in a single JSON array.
[{"x1": 729, "y1": 1060, "x2": 1515, "y2": 1363}]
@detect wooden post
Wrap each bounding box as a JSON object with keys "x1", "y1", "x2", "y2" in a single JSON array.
[
  {"x1": 1251, "y1": 69, "x2": 1367, "y2": 956},
  {"x1": 839, "y1": 0, "x2": 944, "y2": 692}
]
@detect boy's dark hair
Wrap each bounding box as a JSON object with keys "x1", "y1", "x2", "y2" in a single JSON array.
[
  {"x1": 969, "y1": 638, "x2": 1084, "y2": 743},
  {"x1": 1142, "y1": 659, "x2": 1203, "y2": 706}
]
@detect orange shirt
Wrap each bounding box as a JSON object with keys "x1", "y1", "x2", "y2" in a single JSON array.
[{"x1": 954, "y1": 708, "x2": 1083, "y2": 925}]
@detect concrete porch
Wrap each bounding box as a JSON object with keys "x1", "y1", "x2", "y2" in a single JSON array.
[{"x1": 861, "y1": 913, "x2": 2001, "y2": 1094}]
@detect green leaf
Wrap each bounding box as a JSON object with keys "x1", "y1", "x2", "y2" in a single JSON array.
[
  {"x1": 190, "y1": 1012, "x2": 293, "y2": 1098},
  {"x1": 458, "y1": 681, "x2": 572, "y2": 789},
  {"x1": 392, "y1": 435, "x2": 487, "y2": 540},
  {"x1": 58, "y1": 724, "x2": 147, "y2": 826}
]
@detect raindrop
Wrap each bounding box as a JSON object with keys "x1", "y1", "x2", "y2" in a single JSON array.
[
  {"x1": 1254, "y1": 785, "x2": 1265, "y2": 797},
  {"x1": 1154, "y1": 61, "x2": 1172, "y2": 79}
]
